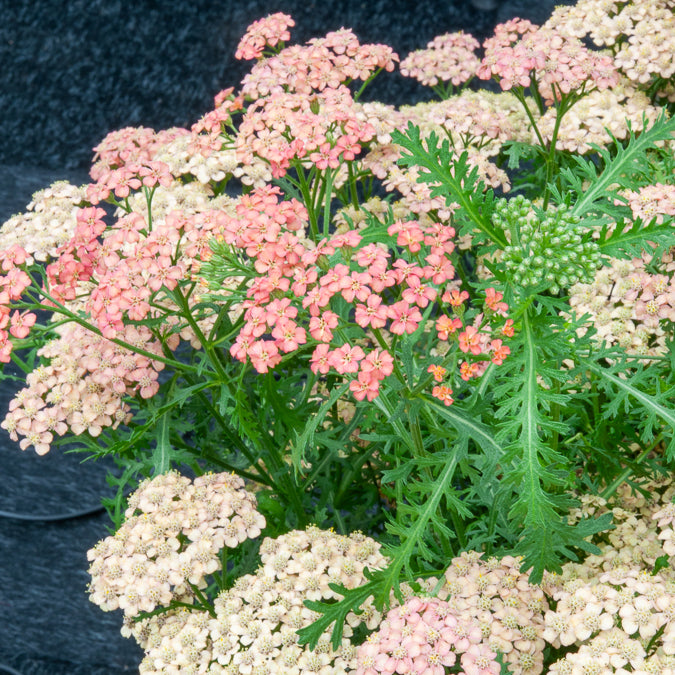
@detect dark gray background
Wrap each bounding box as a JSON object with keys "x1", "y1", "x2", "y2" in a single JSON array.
[{"x1": 0, "y1": 1, "x2": 571, "y2": 672}]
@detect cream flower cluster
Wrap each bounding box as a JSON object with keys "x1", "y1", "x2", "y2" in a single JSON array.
[
  {"x1": 437, "y1": 550, "x2": 549, "y2": 674},
  {"x1": 547, "y1": 477, "x2": 675, "y2": 589},
  {"x1": 359, "y1": 90, "x2": 528, "y2": 219},
  {"x1": 569, "y1": 255, "x2": 675, "y2": 356},
  {"x1": 543, "y1": 571, "x2": 675, "y2": 673},
  {"x1": 540, "y1": 476, "x2": 675, "y2": 672},
  {"x1": 154, "y1": 133, "x2": 274, "y2": 188},
  {"x1": 87, "y1": 471, "x2": 265, "y2": 618},
  {"x1": 0, "y1": 180, "x2": 86, "y2": 262},
  {"x1": 126, "y1": 526, "x2": 387, "y2": 674},
  {"x1": 132, "y1": 605, "x2": 214, "y2": 675},
  {"x1": 548, "y1": 0, "x2": 675, "y2": 89}
]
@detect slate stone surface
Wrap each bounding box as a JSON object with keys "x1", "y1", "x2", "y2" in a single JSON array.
[{"x1": 0, "y1": 1, "x2": 573, "y2": 672}]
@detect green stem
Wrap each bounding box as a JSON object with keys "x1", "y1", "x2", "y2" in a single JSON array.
[
  {"x1": 511, "y1": 86, "x2": 546, "y2": 151},
  {"x1": 448, "y1": 505, "x2": 467, "y2": 550},
  {"x1": 409, "y1": 408, "x2": 426, "y2": 458},
  {"x1": 169, "y1": 285, "x2": 228, "y2": 381},
  {"x1": 219, "y1": 547, "x2": 228, "y2": 590},
  {"x1": 322, "y1": 168, "x2": 335, "y2": 237},
  {"x1": 347, "y1": 162, "x2": 359, "y2": 209},
  {"x1": 25, "y1": 290, "x2": 197, "y2": 373},
  {"x1": 296, "y1": 165, "x2": 319, "y2": 239},
  {"x1": 353, "y1": 68, "x2": 383, "y2": 102},
  {"x1": 144, "y1": 186, "x2": 155, "y2": 230},
  {"x1": 188, "y1": 583, "x2": 216, "y2": 617}
]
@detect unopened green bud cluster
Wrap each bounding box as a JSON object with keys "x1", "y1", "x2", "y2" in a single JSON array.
[{"x1": 493, "y1": 196, "x2": 601, "y2": 294}]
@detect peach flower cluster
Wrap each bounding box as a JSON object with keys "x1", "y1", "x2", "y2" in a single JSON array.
[
  {"x1": 87, "y1": 471, "x2": 265, "y2": 618},
  {"x1": 44, "y1": 196, "x2": 240, "y2": 342},
  {"x1": 399, "y1": 31, "x2": 480, "y2": 89},
  {"x1": 234, "y1": 12, "x2": 295, "y2": 61},
  {"x1": 127, "y1": 526, "x2": 387, "y2": 674},
  {"x1": 219, "y1": 184, "x2": 512, "y2": 403},
  {"x1": 0, "y1": 245, "x2": 35, "y2": 363},
  {"x1": 0, "y1": 321, "x2": 168, "y2": 454},
  {"x1": 356, "y1": 596, "x2": 500, "y2": 675},
  {"x1": 235, "y1": 84, "x2": 376, "y2": 179},
  {"x1": 240, "y1": 27, "x2": 398, "y2": 100}
]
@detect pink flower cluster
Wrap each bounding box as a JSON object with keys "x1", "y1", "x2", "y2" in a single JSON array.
[
  {"x1": 235, "y1": 12, "x2": 295, "y2": 61},
  {"x1": 240, "y1": 26, "x2": 398, "y2": 100},
  {"x1": 236, "y1": 85, "x2": 376, "y2": 179},
  {"x1": 88, "y1": 126, "x2": 187, "y2": 192},
  {"x1": 625, "y1": 183, "x2": 675, "y2": 225},
  {"x1": 356, "y1": 596, "x2": 500, "y2": 675},
  {"x1": 399, "y1": 31, "x2": 481, "y2": 89},
  {"x1": 478, "y1": 19, "x2": 619, "y2": 104},
  {"x1": 0, "y1": 245, "x2": 35, "y2": 362},
  {"x1": 223, "y1": 185, "x2": 512, "y2": 402}
]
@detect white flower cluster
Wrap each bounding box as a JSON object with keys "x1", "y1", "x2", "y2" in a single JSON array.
[
  {"x1": 125, "y1": 526, "x2": 387, "y2": 674},
  {"x1": 0, "y1": 180, "x2": 86, "y2": 262}
]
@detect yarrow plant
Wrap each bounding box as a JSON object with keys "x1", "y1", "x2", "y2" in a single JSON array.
[{"x1": 1, "y1": 1, "x2": 675, "y2": 672}]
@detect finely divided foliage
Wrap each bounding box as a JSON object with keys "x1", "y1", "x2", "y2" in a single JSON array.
[{"x1": 1, "y1": 1, "x2": 675, "y2": 673}]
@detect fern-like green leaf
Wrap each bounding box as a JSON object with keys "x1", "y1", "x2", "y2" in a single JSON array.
[
  {"x1": 391, "y1": 123, "x2": 506, "y2": 247},
  {"x1": 291, "y1": 382, "x2": 350, "y2": 473},
  {"x1": 584, "y1": 357, "x2": 675, "y2": 458},
  {"x1": 297, "y1": 577, "x2": 382, "y2": 650},
  {"x1": 567, "y1": 111, "x2": 675, "y2": 221},
  {"x1": 491, "y1": 306, "x2": 594, "y2": 579},
  {"x1": 596, "y1": 215, "x2": 675, "y2": 260}
]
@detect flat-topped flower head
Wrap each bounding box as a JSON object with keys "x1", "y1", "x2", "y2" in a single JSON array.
[
  {"x1": 87, "y1": 471, "x2": 265, "y2": 618},
  {"x1": 356, "y1": 595, "x2": 501, "y2": 675},
  {"x1": 438, "y1": 551, "x2": 548, "y2": 674},
  {"x1": 478, "y1": 21, "x2": 619, "y2": 102},
  {"x1": 400, "y1": 31, "x2": 480, "y2": 90}
]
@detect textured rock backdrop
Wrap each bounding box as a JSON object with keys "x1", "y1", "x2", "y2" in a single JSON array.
[{"x1": 0, "y1": 1, "x2": 571, "y2": 673}]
